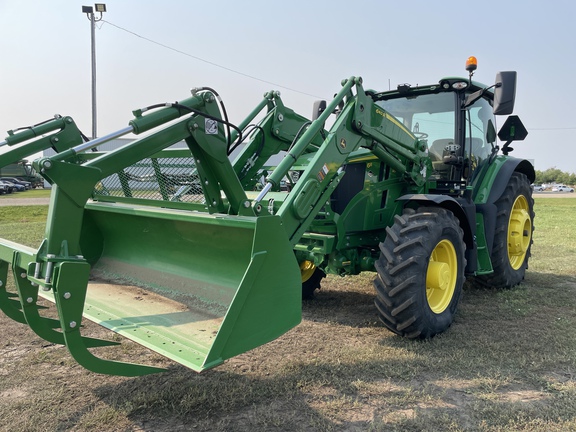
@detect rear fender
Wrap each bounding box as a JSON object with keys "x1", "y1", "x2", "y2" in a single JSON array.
[{"x1": 482, "y1": 157, "x2": 535, "y2": 205}]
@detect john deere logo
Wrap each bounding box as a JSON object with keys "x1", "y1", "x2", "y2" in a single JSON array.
[{"x1": 340, "y1": 138, "x2": 346, "y2": 149}]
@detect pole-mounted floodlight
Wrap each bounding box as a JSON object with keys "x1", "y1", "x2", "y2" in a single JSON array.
[{"x1": 82, "y1": 4, "x2": 107, "y2": 139}]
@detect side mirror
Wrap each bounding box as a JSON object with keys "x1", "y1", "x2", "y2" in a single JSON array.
[
  {"x1": 312, "y1": 100, "x2": 327, "y2": 121},
  {"x1": 493, "y1": 71, "x2": 517, "y2": 115}
]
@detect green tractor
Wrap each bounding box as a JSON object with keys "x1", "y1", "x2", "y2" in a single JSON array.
[{"x1": 0, "y1": 58, "x2": 533, "y2": 375}]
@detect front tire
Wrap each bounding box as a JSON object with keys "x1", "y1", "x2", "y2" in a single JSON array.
[
  {"x1": 374, "y1": 207, "x2": 466, "y2": 339},
  {"x1": 470, "y1": 172, "x2": 534, "y2": 288}
]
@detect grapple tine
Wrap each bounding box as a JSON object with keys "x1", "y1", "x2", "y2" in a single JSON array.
[
  {"x1": 62, "y1": 329, "x2": 167, "y2": 376},
  {"x1": 0, "y1": 260, "x2": 27, "y2": 324},
  {"x1": 0, "y1": 296, "x2": 26, "y2": 323},
  {"x1": 9, "y1": 292, "x2": 50, "y2": 308},
  {"x1": 53, "y1": 260, "x2": 166, "y2": 376},
  {"x1": 11, "y1": 258, "x2": 120, "y2": 349},
  {"x1": 1, "y1": 279, "x2": 60, "y2": 328}
]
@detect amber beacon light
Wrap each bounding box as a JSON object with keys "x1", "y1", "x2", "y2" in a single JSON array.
[{"x1": 466, "y1": 56, "x2": 478, "y2": 72}]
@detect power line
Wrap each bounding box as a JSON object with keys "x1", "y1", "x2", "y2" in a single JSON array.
[
  {"x1": 101, "y1": 20, "x2": 324, "y2": 99},
  {"x1": 91, "y1": 20, "x2": 576, "y2": 131},
  {"x1": 528, "y1": 127, "x2": 576, "y2": 131}
]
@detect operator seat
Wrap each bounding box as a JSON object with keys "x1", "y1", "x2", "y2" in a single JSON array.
[
  {"x1": 429, "y1": 137, "x2": 485, "y2": 179},
  {"x1": 429, "y1": 138, "x2": 453, "y2": 177}
]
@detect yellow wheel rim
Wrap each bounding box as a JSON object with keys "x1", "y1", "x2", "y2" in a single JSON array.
[
  {"x1": 426, "y1": 239, "x2": 457, "y2": 314},
  {"x1": 300, "y1": 260, "x2": 316, "y2": 282},
  {"x1": 507, "y1": 195, "x2": 532, "y2": 270}
]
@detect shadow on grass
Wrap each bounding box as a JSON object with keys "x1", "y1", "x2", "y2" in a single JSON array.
[
  {"x1": 303, "y1": 286, "x2": 381, "y2": 329},
  {"x1": 1, "y1": 267, "x2": 567, "y2": 431},
  {"x1": 85, "y1": 271, "x2": 576, "y2": 431}
]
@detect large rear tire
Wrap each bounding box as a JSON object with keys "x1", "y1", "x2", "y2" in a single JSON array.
[
  {"x1": 374, "y1": 207, "x2": 466, "y2": 339},
  {"x1": 470, "y1": 172, "x2": 534, "y2": 288}
]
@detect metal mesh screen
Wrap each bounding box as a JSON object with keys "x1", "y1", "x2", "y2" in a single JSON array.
[{"x1": 93, "y1": 156, "x2": 206, "y2": 204}]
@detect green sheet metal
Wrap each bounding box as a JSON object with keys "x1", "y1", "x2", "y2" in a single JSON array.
[{"x1": 74, "y1": 202, "x2": 302, "y2": 371}]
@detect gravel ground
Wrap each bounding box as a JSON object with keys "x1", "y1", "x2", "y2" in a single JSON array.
[{"x1": 0, "y1": 197, "x2": 50, "y2": 206}]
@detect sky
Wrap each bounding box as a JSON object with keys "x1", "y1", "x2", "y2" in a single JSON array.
[{"x1": 1, "y1": 0, "x2": 575, "y2": 172}]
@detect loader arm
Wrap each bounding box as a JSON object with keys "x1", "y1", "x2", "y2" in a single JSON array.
[
  {"x1": 252, "y1": 77, "x2": 430, "y2": 245},
  {"x1": 232, "y1": 91, "x2": 326, "y2": 190},
  {"x1": 0, "y1": 115, "x2": 85, "y2": 168}
]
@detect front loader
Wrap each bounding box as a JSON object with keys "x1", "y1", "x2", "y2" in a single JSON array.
[{"x1": 0, "y1": 58, "x2": 534, "y2": 376}]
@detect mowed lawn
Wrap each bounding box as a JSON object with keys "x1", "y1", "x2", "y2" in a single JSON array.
[{"x1": 0, "y1": 197, "x2": 575, "y2": 431}]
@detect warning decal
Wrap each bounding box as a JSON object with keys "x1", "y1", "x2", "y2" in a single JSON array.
[{"x1": 317, "y1": 163, "x2": 329, "y2": 182}]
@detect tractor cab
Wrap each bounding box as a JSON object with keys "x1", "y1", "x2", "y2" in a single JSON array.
[{"x1": 373, "y1": 58, "x2": 526, "y2": 195}]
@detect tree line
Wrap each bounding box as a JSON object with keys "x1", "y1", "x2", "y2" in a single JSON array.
[{"x1": 534, "y1": 168, "x2": 576, "y2": 186}]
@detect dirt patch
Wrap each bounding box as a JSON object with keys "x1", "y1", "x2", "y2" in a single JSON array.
[{"x1": 500, "y1": 389, "x2": 548, "y2": 403}]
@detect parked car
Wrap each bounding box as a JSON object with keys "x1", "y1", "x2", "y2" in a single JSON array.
[
  {"x1": 16, "y1": 176, "x2": 42, "y2": 189},
  {"x1": 0, "y1": 177, "x2": 31, "y2": 190},
  {"x1": 0, "y1": 180, "x2": 25, "y2": 192},
  {"x1": 552, "y1": 185, "x2": 575, "y2": 192},
  {"x1": 532, "y1": 184, "x2": 545, "y2": 192},
  {"x1": 0, "y1": 183, "x2": 8, "y2": 194},
  {"x1": 0, "y1": 181, "x2": 15, "y2": 193}
]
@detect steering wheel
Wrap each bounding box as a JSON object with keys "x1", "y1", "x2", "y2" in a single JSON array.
[{"x1": 413, "y1": 131, "x2": 428, "y2": 140}]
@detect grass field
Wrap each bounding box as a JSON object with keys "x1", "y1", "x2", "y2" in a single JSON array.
[{"x1": 1, "y1": 198, "x2": 576, "y2": 431}]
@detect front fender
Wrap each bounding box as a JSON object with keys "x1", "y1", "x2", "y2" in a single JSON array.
[
  {"x1": 396, "y1": 194, "x2": 475, "y2": 249},
  {"x1": 396, "y1": 193, "x2": 478, "y2": 274}
]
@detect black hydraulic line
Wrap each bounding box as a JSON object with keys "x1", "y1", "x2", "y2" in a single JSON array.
[
  {"x1": 172, "y1": 103, "x2": 243, "y2": 146},
  {"x1": 10, "y1": 114, "x2": 95, "y2": 151},
  {"x1": 229, "y1": 124, "x2": 265, "y2": 156},
  {"x1": 195, "y1": 87, "x2": 232, "y2": 152},
  {"x1": 11, "y1": 115, "x2": 63, "y2": 133},
  {"x1": 287, "y1": 121, "x2": 312, "y2": 153},
  {"x1": 140, "y1": 101, "x2": 243, "y2": 150}
]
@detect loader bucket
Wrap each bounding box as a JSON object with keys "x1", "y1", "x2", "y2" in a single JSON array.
[
  {"x1": 67, "y1": 202, "x2": 302, "y2": 372},
  {"x1": 0, "y1": 88, "x2": 331, "y2": 375}
]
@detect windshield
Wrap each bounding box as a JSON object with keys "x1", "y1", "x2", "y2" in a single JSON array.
[
  {"x1": 377, "y1": 93, "x2": 457, "y2": 179},
  {"x1": 376, "y1": 92, "x2": 456, "y2": 146}
]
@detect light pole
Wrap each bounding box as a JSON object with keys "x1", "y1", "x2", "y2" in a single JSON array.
[{"x1": 82, "y1": 4, "x2": 106, "y2": 139}]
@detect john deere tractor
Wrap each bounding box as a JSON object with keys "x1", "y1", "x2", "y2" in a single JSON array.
[{"x1": 0, "y1": 57, "x2": 533, "y2": 375}]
